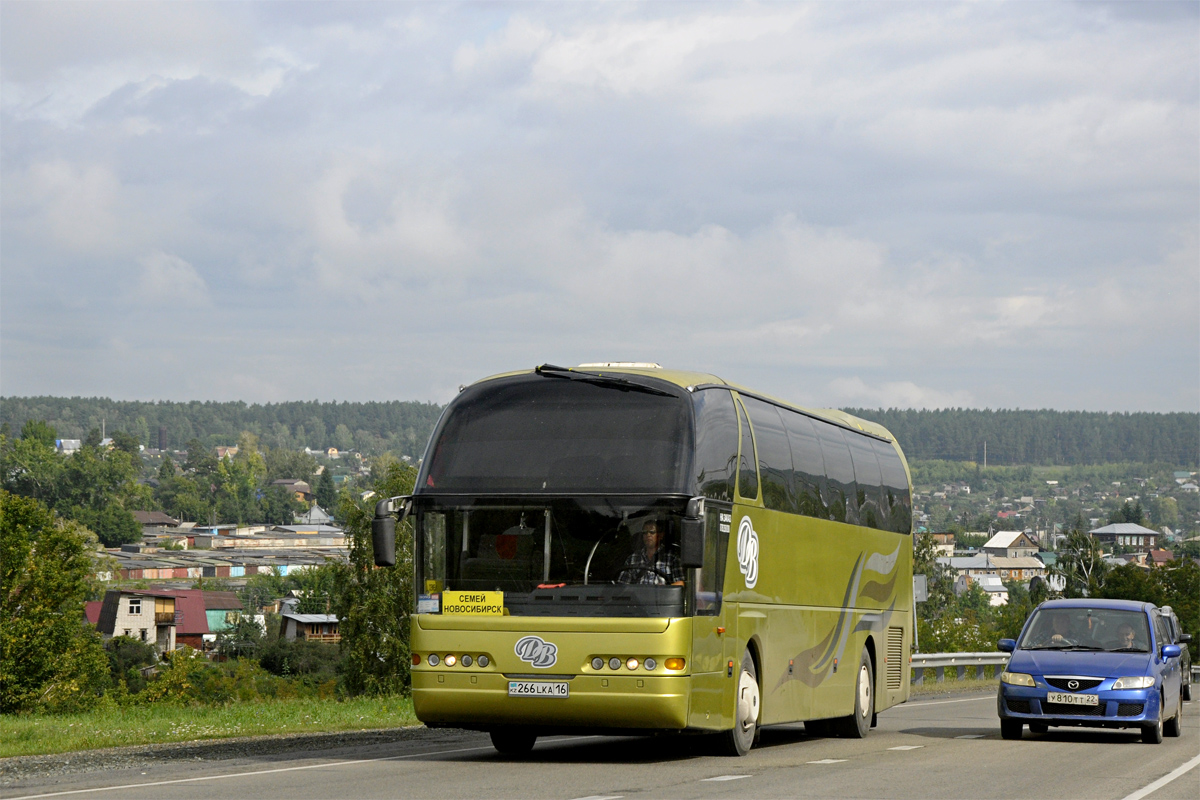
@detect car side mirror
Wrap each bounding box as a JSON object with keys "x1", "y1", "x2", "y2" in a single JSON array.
[
  {"x1": 998, "y1": 639, "x2": 1016, "y2": 653},
  {"x1": 681, "y1": 496, "x2": 705, "y2": 568},
  {"x1": 1179, "y1": 633, "x2": 1192, "y2": 643},
  {"x1": 372, "y1": 495, "x2": 411, "y2": 567},
  {"x1": 1161, "y1": 644, "x2": 1181, "y2": 659}
]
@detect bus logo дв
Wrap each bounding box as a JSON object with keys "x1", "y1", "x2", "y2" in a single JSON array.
[{"x1": 514, "y1": 635, "x2": 558, "y2": 668}]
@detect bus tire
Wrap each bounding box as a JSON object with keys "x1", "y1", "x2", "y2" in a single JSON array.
[
  {"x1": 717, "y1": 650, "x2": 760, "y2": 756},
  {"x1": 490, "y1": 728, "x2": 537, "y2": 755},
  {"x1": 835, "y1": 647, "x2": 873, "y2": 738}
]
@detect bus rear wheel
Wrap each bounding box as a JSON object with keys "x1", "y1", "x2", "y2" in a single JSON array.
[
  {"x1": 490, "y1": 728, "x2": 537, "y2": 755},
  {"x1": 717, "y1": 650, "x2": 760, "y2": 756},
  {"x1": 835, "y1": 647, "x2": 873, "y2": 738}
]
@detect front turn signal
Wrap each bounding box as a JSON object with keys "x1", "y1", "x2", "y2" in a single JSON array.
[{"x1": 665, "y1": 658, "x2": 685, "y2": 671}]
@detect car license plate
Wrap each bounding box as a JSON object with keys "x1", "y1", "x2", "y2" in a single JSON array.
[
  {"x1": 1046, "y1": 692, "x2": 1099, "y2": 706},
  {"x1": 508, "y1": 681, "x2": 569, "y2": 698}
]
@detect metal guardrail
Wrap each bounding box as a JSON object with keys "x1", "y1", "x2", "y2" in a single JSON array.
[
  {"x1": 911, "y1": 653, "x2": 1200, "y2": 686},
  {"x1": 911, "y1": 652, "x2": 1009, "y2": 685}
]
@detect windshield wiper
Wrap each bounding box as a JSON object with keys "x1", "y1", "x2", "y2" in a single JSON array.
[
  {"x1": 535, "y1": 364, "x2": 677, "y2": 397},
  {"x1": 1108, "y1": 647, "x2": 1149, "y2": 653}
]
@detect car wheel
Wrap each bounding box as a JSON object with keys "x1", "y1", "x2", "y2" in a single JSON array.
[
  {"x1": 1028, "y1": 722, "x2": 1048, "y2": 734},
  {"x1": 1000, "y1": 719, "x2": 1023, "y2": 740},
  {"x1": 490, "y1": 728, "x2": 537, "y2": 755},
  {"x1": 1184, "y1": 682, "x2": 1192, "y2": 702},
  {"x1": 1164, "y1": 692, "x2": 1183, "y2": 738},
  {"x1": 1141, "y1": 698, "x2": 1163, "y2": 744},
  {"x1": 834, "y1": 647, "x2": 874, "y2": 739},
  {"x1": 716, "y1": 649, "x2": 759, "y2": 756}
]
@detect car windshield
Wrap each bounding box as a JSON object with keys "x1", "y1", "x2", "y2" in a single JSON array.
[{"x1": 1018, "y1": 607, "x2": 1151, "y2": 653}]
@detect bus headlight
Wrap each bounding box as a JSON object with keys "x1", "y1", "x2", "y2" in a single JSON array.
[
  {"x1": 1113, "y1": 676, "x2": 1154, "y2": 689},
  {"x1": 626, "y1": 658, "x2": 640, "y2": 670},
  {"x1": 592, "y1": 657, "x2": 604, "y2": 670},
  {"x1": 644, "y1": 657, "x2": 657, "y2": 670},
  {"x1": 1000, "y1": 671, "x2": 1035, "y2": 687},
  {"x1": 609, "y1": 657, "x2": 621, "y2": 670},
  {"x1": 444, "y1": 654, "x2": 457, "y2": 667},
  {"x1": 427, "y1": 654, "x2": 440, "y2": 667},
  {"x1": 477, "y1": 655, "x2": 489, "y2": 668},
  {"x1": 461, "y1": 654, "x2": 473, "y2": 667}
]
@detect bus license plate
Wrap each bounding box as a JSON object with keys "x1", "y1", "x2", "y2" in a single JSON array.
[
  {"x1": 508, "y1": 681, "x2": 569, "y2": 698},
  {"x1": 1046, "y1": 692, "x2": 1098, "y2": 706}
]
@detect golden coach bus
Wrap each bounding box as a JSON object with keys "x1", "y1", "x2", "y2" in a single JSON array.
[{"x1": 372, "y1": 363, "x2": 913, "y2": 756}]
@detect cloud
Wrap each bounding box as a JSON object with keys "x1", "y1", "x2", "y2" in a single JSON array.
[
  {"x1": 828, "y1": 377, "x2": 975, "y2": 410},
  {"x1": 136, "y1": 252, "x2": 210, "y2": 306}
]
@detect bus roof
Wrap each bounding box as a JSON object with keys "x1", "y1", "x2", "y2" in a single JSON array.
[{"x1": 471, "y1": 364, "x2": 898, "y2": 444}]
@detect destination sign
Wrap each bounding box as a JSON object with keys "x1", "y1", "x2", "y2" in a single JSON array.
[{"x1": 441, "y1": 590, "x2": 504, "y2": 615}]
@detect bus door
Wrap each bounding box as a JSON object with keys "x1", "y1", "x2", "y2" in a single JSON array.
[{"x1": 689, "y1": 500, "x2": 733, "y2": 729}]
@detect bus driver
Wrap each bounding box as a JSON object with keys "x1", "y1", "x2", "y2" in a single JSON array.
[{"x1": 617, "y1": 517, "x2": 684, "y2": 586}]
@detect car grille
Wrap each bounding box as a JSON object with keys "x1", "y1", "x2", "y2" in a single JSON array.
[
  {"x1": 1045, "y1": 678, "x2": 1103, "y2": 691},
  {"x1": 1042, "y1": 702, "x2": 1105, "y2": 716},
  {"x1": 1117, "y1": 703, "x2": 1144, "y2": 717},
  {"x1": 1006, "y1": 699, "x2": 1031, "y2": 714}
]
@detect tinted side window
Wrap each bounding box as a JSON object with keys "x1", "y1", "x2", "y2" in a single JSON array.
[
  {"x1": 846, "y1": 434, "x2": 884, "y2": 529},
  {"x1": 873, "y1": 439, "x2": 912, "y2": 534},
  {"x1": 782, "y1": 411, "x2": 827, "y2": 520},
  {"x1": 691, "y1": 389, "x2": 739, "y2": 502},
  {"x1": 735, "y1": 397, "x2": 759, "y2": 501},
  {"x1": 742, "y1": 397, "x2": 796, "y2": 514},
  {"x1": 814, "y1": 421, "x2": 856, "y2": 524}
]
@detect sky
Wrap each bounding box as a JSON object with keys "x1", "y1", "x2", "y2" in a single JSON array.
[{"x1": 1, "y1": 1, "x2": 1197, "y2": 412}]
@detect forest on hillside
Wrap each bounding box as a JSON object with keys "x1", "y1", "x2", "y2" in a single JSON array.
[
  {"x1": 0, "y1": 397, "x2": 1195, "y2": 466},
  {"x1": 848, "y1": 408, "x2": 1198, "y2": 467},
  {"x1": 0, "y1": 397, "x2": 443, "y2": 460}
]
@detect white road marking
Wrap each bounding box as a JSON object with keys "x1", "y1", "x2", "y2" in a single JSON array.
[
  {"x1": 570, "y1": 795, "x2": 624, "y2": 800},
  {"x1": 888, "y1": 745, "x2": 923, "y2": 751},
  {"x1": 954, "y1": 734, "x2": 985, "y2": 739},
  {"x1": 701, "y1": 775, "x2": 751, "y2": 781},
  {"x1": 807, "y1": 759, "x2": 847, "y2": 764},
  {"x1": 1121, "y1": 751, "x2": 1200, "y2": 800},
  {"x1": 8, "y1": 743, "x2": 497, "y2": 800},
  {"x1": 889, "y1": 696, "x2": 994, "y2": 708}
]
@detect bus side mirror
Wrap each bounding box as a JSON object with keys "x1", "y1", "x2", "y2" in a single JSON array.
[
  {"x1": 681, "y1": 496, "x2": 705, "y2": 568},
  {"x1": 372, "y1": 496, "x2": 411, "y2": 568},
  {"x1": 372, "y1": 516, "x2": 396, "y2": 567}
]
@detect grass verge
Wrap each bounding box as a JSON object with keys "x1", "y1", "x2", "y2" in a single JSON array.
[
  {"x1": 911, "y1": 674, "x2": 999, "y2": 696},
  {"x1": 0, "y1": 696, "x2": 419, "y2": 759}
]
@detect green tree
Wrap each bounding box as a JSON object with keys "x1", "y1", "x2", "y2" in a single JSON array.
[
  {"x1": 261, "y1": 484, "x2": 302, "y2": 525},
  {"x1": 20, "y1": 419, "x2": 58, "y2": 448},
  {"x1": 913, "y1": 531, "x2": 955, "y2": 621},
  {"x1": 334, "y1": 461, "x2": 416, "y2": 695},
  {"x1": 315, "y1": 468, "x2": 336, "y2": 511},
  {"x1": 1053, "y1": 519, "x2": 1108, "y2": 598},
  {"x1": 0, "y1": 491, "x2": 109, "y2": 712}
]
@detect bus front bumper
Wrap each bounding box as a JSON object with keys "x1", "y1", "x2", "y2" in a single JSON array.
[{"x1": 413, "y1": 671, "x2": 691, "y2": 730}]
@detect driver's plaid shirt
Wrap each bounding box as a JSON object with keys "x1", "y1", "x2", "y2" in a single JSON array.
[{"x1": 618, "y1": 548, "x2": 684, "y2": 585}]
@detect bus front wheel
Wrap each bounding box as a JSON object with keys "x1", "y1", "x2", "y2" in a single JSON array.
[
  {"x1": 835, "y1": 647, "x2": 873, "y2": 739},
  {"x1": 490, "y1": 728, "x2": 537, "y2": 755},
  {"x1": 717, "y1": 650, "x2": 760, "y2": 756}
]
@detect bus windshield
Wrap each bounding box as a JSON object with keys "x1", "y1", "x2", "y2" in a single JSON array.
[
  {"x1": 420, "y1": 374, "x2": 691, "y2": 494},
  {"x1": 420, "y1": 499, "x2": 713, "y2": 618}
]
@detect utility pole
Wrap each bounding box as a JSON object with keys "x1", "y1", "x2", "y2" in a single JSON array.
[{"x1": 983, "y1": 441, "x2": 987, "y2": 469}]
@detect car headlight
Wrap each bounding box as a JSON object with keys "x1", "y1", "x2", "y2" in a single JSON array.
[
  {"x1": 1001, "y1": 671, "x2": 1036, "y2": 687},
  {"x1": 1112, "y1": 676, "x2": 1154, "y2": 690}
]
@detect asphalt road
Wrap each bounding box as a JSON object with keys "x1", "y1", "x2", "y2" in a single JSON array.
[{"x1": 7, "y1": 692, "x2": 1198, "y2": 800}]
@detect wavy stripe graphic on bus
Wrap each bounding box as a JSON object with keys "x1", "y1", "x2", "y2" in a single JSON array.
[{"x1": 773, "y1": 541, "x2": 902, "y2": 692}]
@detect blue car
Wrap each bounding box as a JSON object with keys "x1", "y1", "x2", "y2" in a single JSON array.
[{"x1": 997, "y1": 598, "x2": 1185, "y2": 743}]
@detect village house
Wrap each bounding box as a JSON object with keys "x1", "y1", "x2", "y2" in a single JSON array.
[
  {"x1": 1089, "y1": 522, "x2": 1159, "y2": 554},
  {"x1": 280, "y1": 612, "x2": 341, "y2": 643},
  {"x1": 89, "y1": 589, "x2": 244, "y2": 652},
  {"x1": 981, "y1": 531, "x2": 1040, "y2": 559}
]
